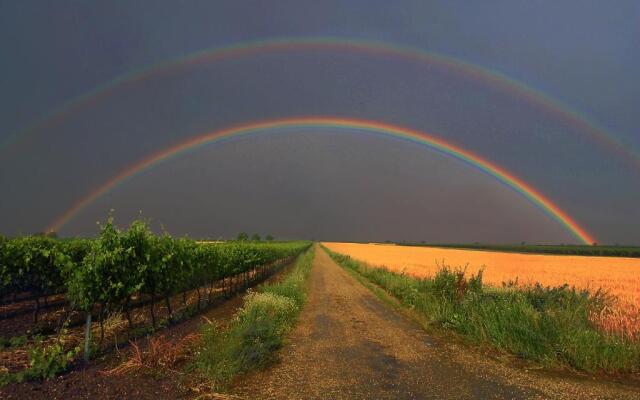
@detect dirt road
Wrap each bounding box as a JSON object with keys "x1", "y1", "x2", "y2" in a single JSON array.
[{"x1": 232, "y1": 245, "x2": 639, "y2": 399}]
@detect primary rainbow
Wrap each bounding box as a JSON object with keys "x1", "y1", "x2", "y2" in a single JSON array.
[
  {"x1": 3, "y1": 37, "x2": 639, "y2": 171},
  {"x1": 46, "y1": 117, "x2": 596, "y2": 244}
]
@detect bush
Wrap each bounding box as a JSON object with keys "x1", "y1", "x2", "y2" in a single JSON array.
[
  {"x1": 26, "y1": 339, "x2": 80, "y2": 380},
  {"x1": 1, "y1": 327, "x2": 81, "y2": 386},
  {"x1": 196, "y1": 247, "x2": 314, "y2": 386},
  {"x1": 195, "y1": 292, "x2": 298, "y2": 383},
  {"x1": 0, "y1": 236, "x2": 75, "y2": 322},
  {"x1": 234, "y1": 292, "x2": 297, "y2": 368}
]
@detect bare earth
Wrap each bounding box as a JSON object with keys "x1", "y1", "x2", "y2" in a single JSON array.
[{"x1": 232, "y1": 245, "x2": 639, "y2": 400}]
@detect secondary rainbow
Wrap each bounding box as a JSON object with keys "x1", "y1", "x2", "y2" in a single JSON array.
[
  {"x1": 3, "y1": 37, "x2": 638, "y2": 171},
  {"x1": 46, "y1": 117, "x2": 596, "y2": 244}
]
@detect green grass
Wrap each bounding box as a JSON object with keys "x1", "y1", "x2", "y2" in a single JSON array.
[
  {"x1": 194, "y1": 246, "x2": 315, "y2": 387},
  {"x1": 323, "y1": 245, "x2": 640, "y2": 374},
  {"x1": 397, "y1": 242, "x2": 640, "y2": 258}
]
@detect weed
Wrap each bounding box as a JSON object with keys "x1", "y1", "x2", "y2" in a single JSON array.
[
  {"x1": 195, "y1": 247, "x2": 314, "y2": 387},
  {"x1": 104, "y1": 333, "x2": 201, "y2": 376}
]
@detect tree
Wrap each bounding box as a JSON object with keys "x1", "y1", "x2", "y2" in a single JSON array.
[
  {"x1": 237, "y1": 232, "x2": 248, "y2": 241},
  {"x1": 265, "y1": 234, "x2": 274, "y2": 241},
  {"x1": 251, "y1": 233, "x2": 261, "y2": 241}
]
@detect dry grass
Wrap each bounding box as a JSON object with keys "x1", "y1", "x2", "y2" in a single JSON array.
[
  {"x1": 102, "y1": 333, "x2": 201, "y2": 376},
  {"x1": 323, "y1": 242, "x2": 640, "y2": 339}
]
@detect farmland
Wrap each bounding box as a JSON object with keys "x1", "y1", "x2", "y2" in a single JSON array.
[
  {"x1": 323, "y1": 242, "x2": 640, "y2": 340},
  {"x1": 2, "y1": 239, "x2": 640, "y2": 399},
  {"x1": 0, "y1": 219, "x2": 310, "y2": 387},
  {"x1": 400, "y1": 243, "x2": 640, "y2": 257},
  {"x1": 323, "y1": 244, "x2": 640, "y2": 375},
  {"x1": 322, "y1": 242, "x2": 640, "y2": 313}
]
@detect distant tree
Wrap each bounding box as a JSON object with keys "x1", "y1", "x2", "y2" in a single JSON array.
[
  {"x1": 251, "y1": 233, "x2": 261, "y2": 241},
  {"x1": 265, "y1": 234, "x2": 274, "y2": 241},
  {"x1": 237, "y1": 232, "x2": 248, "y2": 241},
  {"x1": 46, "y1": 231, "x2": 58, "y2": 239}
]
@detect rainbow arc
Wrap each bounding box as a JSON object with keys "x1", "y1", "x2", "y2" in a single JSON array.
[
  {"x1": 46, "y1": 117, "x2": 596, "y2": 245},
  {"x1": 3, "y1": 37, "x2": 638, "y2": 172}
]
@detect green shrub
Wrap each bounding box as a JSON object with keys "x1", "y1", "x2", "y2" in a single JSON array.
[
  {"x1": 196, "y1": 247, "x2": 314, "y2": 386},
  {"x1": 26, "y1": 339, "x2": 80, "y2": 380},
  {"x1": 234, "y1": 292, "x2": 298, "y2": 368},
  {"x1": 195, "y1": 291, "x2": 299, "y2": 381},
  {"x1": 0, "y1": 327, "x2": 81, "y2": 386}
]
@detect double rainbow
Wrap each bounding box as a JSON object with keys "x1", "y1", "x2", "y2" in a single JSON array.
[
  {"x1": 46, "y1": 117, "x2": 596, "y2": 244},
  {"x1": 3, "y1": 37, "x2": 638, "y2": 171}
]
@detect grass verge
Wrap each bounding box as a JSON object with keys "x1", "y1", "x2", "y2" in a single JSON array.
[
  {"x1": 194, "y1": 246, "x2": 315, "y2": 387},
  {"x1": 322, "y1": 245, "x2": 640, "y2": 374}
]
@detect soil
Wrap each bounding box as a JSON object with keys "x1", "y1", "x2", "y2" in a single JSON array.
[
  {"x1": 230, "y1": 245, "x2": 640, "y2": 399},
  {"x1": 0, "y1": 258, "x2": 289, "y2": 374}
]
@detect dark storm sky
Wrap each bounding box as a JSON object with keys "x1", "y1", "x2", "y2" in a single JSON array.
[{"x1": 0, "y1": 1, "x2": 639, "y2": 244}]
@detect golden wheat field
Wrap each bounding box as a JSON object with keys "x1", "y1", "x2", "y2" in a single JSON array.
[{"x1": 323, "y1": 242, "x2": 640, "y2": 338}]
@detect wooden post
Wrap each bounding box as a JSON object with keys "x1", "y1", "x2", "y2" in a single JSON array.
[
  {"x1": 165, "y1": 295, "x2": 172, "y2": 317},
  {"x1": 150, "y1": 292, "x2": 156, "y2": 328},
  {"x1": 84, "y1": 312, "x2": 92, "y2": 363}
]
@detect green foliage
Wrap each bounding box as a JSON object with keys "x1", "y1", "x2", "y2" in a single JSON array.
[
  {"x1": 1, "y1": 328, "x2": 81, "y2": 386},
  {"x1": 260, "y1": 251, "x2": 313, "y2": 309},
  {"x1": 26, "y1": 338, "x2": 80, "y2": 380},
  {"x1": 65, "y1": 218, "x2": 144, "y2": 312},
  {"x1": 0, "y1": 236, "x2": 77, "y2": 306},
  {"x1": 58, "y1": 239, "x2": 92, "y2": 265},
  {"x1": 198, "y1": 292, "x2": 298, "y2": 380},
  {"x1": 150, "y1": 234, "x2": 191, "y2": 301},
  {"x1": 0, "y1": 223, "x2": 310, "y2": 386},
  {"x1": 233, "y1": 292, "x2": 296, "y2": 366},
  {"x1": 324, "y1": 246, "x2": 640, "y2": 373},
  {"x1": 1, "y1": 217, "x2": 309, "y2": 316},
  {"x1": 0, "y1": 335, "x2": 27, "y2": 350},
  {"x1": 237, "y1": 232, "x2": 249, "y2": 241},
  {"x1": 63, "y1": 219, "x2": 309, "y2": 315},
  {"x1": 196, "y1": 247, "x2": 314, "y2": 387}
]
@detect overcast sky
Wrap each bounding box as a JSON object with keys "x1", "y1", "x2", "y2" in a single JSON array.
[{"x1": 1, "y1": 1, "x2": 638, "y2": 244}]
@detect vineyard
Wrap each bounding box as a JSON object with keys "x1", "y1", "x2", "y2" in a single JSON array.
[{"x1": 0, "y1": 219, "x2": 310, "y2": 385}]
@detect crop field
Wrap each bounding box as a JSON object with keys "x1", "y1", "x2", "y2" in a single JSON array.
[
  {"x1": 401, "y1": 243, "x2": 640, "y2": 257},
  {"x1": 0, "y1": 219, "x2": 310, "y2": 386},
  {"x1": 323, "y1": 242, "x2": 640, "y2": 338}
]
